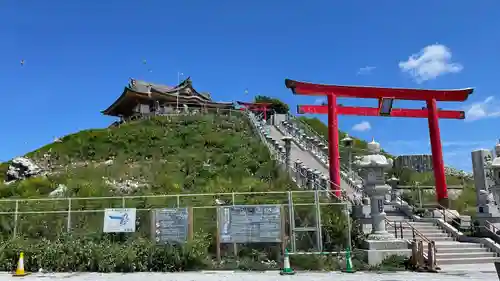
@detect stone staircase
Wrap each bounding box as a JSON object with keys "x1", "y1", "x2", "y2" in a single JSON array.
[
  {"x1": 271, "y1": 115, "x2": 364, "y2": 200},
  {"x1": 383, "y1": 206, "x2": 499, "y2": 266}
]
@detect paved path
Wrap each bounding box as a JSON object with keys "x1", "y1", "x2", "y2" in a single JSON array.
[{"x1": 4, "y1": 270, "x2": 497, "y2": 281}]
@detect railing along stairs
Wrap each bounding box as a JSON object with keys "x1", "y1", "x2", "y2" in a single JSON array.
[
  {"x1": 244, "y1": 110, "x2": 347, "y2": 200},
  {"x1": 385, "y1": 217, "x2": 438, "y2": 272},
  {"x1": 279, "y1": 114, "x2": 364, "y2": 197}
]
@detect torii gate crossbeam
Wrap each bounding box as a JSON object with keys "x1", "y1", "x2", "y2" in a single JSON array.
[
  {"x1": 237, "y1": 101, "x2": 271, "y2": 120},
  {"x1": 285, "y1": 79, "x2": 473, "y2": 208}
]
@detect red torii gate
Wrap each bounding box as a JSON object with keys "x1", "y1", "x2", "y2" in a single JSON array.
[
  {"x1": 285, "y1": 79, "x2": 473, "y2": 208},
  {"x1": 237, "y1": 101, "x2": 271, "y2": 120}
]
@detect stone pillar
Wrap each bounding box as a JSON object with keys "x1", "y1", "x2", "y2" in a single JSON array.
[
  {"x1": 294, "y1": 160, "x2": 302, "y2": 185},
  {"x1": 472, "y1": 149, "x2": 494, "y2": 209},
  {"x1": 320, "y1": 175, "x2": 328, "y2": 190},
  {"x1": 311, "y1": 139, "x2": 320, "y2": 155},
  {"x1": 299, "y1": 164, "x2": 307, "y2": 187},
  {"x1": 279, "y1": 146, "x2": 286, "y2": 163},
  {"x1": 306, "y1": 137, "x2": 314, "y2": 151},
  {"x1": 306, "y1": 168, "x2": 314, "y2": 189},
  {"x1": 317, "y1": 143, "x2": 326, "y2": 160},
  {"x1": 313, "y1": 170, "x2": 322, "y2": 190},
  {"x1": 490, "y1": 143, "x2": 500, "y2": 211},
  {"x1": 354, "y1": 139, "x2": 394, "y2": 240},
  {"x1": 282, "y1": 136, "x2": 292, "y2": 171},
  {"x1": 321, "y1": 146, "x2": 329, "y2": 165},
  {"x1": 388, "y1": 176, "x2": 399, "y2": 203}
]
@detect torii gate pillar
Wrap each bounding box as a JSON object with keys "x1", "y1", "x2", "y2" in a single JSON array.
[
  {"x1": 427, "y1": 98, "x2": 448, "y2": 207},
  {"x1": 327, "y1": 94, "x2": 342, "y2": 197}
]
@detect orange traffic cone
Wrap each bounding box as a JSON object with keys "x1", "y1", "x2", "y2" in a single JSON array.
[{"x1": 13, "y1": 252, "x2": 29, "y2": 277}]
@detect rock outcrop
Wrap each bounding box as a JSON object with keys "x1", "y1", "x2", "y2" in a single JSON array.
[{"x1": 5, "y1": 157, "x2": 43, "y2": 182}]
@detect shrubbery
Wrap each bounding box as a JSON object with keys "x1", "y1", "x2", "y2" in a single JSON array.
[
  {"x1": 0, "y1": 235, "x2": 211, "y2": 272},
  {"x1": 0, "y1": 235, "x2": 406, "y2": 272}
]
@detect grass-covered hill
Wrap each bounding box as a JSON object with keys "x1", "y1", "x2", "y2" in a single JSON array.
[{"x1": 0, "y1": 113, "x2": 292, "y2": 198}]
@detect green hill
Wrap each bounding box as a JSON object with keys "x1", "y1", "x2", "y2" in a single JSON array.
[
  {"x1": 0, "y1": 112, "x2": 362, "y2": 272},
  {"x1": 1, "y1": 113, "x2": 290, "y2": 197}
]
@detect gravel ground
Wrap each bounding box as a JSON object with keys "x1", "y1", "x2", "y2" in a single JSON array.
[{"x1": 1, "y1": 270, "x2": 497, "y2": 281}]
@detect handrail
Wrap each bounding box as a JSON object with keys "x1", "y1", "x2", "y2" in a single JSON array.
[
  {"x1": 384, "y1": 218, "x2": 432, "y2": 244},
  {"x1": 282, "y1": 115, "x2": 366, "y2": 186},
  {"x1": 434, "y1": 203, "x2": 461, "y2": 223},
  {"x1": 486, "y1": 220, "x2": 500, "y2": 235},
  {"x1": 245, "y1": 110, "x2": 346, "y2": 199},
  {"x1": 274, "y1": 119, "x2": 364, "y2": 195}
]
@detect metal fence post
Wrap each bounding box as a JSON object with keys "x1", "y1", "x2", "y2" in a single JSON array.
[
  {"x1": 13, "y1": 199, "x2": 19, "y2": 238},
  {"x1": 232, "y1": 192, "x2": 236, "y2": 205},
  {"x1": 345, "y1": 203, "x2": 352, "y2": 254},
  {"x1": 314, "y1": 189, "x2": 323, "y2": 252},
  {"x1": 287, "y1": 191, "x2": 296, "y2": 252},
  {"x1": 122, "y1": 197, "x2": 126, "y2": 208},
  {"x1": 67, "y1": 198, "x2": 72, "y2": 232},
  {"x1": 176, "y1": 195, "x2": 180, "y2": 207}
]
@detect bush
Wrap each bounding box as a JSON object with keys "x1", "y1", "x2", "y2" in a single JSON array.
[{"x1": 0, "y1": 235, "x2": 211, "y2": 272}]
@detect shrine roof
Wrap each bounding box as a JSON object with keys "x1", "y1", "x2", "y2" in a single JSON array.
[{"x1": 102, "y1": 77, "x2": 212, "y2": 115}]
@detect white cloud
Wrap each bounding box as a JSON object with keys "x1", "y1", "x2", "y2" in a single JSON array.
[
  {"x1": 465, "y1": 96, "x2": 500, "y2": 122},
  {"x1": 352, "y1": 121, "x2": 371, "y2": 132},
  {"x1": 357, "y1": 66, "x2": 376, "y2": 75},
  {"x1": 398, "y1": 44, "x2": 463, "y2": 83}
]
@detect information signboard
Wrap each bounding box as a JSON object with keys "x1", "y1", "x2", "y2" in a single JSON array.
[
  {"x1": 151, "y1": 208, "x2": 189, "y2": 244},
  {"x1": 103, "y1": 208, "x2": 137, "y2": 233},
  {"x1": 219, "y1": 205, "x2": 281, "y2": 243}
]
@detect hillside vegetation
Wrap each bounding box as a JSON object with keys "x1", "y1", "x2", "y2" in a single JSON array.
[
  {"x1": 0, "y1": 112, "x2": 366, "y2": 271},
  {"x1": 1, "y1": 113, "x2": 290, "y2": 197}
]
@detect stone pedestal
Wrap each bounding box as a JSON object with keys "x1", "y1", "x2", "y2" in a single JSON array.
[{"x1": 362, "y1": 240, "x2": 412, "y2": 265}]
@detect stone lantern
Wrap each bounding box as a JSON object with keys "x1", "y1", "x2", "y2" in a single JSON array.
[
  {"x1": 354, "y1": 138, "x2": 394, "y2": 240},
  {"x1": 387, "y1": 175, "x2": 399, "y2": 203},
  {"x1": 341, "y1": 134, "x2": 354, "y2": 178},
  {"x1": 355, "y1": 139, "x2": 409, "y2": 265}
]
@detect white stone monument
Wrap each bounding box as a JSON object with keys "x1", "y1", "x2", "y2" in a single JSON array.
[{"x1": 489, "y1": 143, "x2": 500, "y2": 214}]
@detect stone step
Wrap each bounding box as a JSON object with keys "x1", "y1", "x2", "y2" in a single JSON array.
[
  {"x1": 437, "y1": 257, "x2": 500, "y2": 265},
  {"x1": 385, "y1": 216, "x2": 409, "y2": 221},
  {"x1": 401, "y1": 231, "x2": 448, "y2": 237},
  {"x1": 437, "y1": 246, "x2": 485, "y2": 253},
  {"x1": 409, "y1": 222, "x2": 437, "y2": 226},
  {"x1": 417, "y1": 236, "x2": 454, "y2": 241},
  {"x1": 432, "y1": 242, "x2": 481, "y2": 249},
  {"x1": 411, "y1": 224, "x2": 441, "y2": 228},
  {"x1": 436, "y1": 251, "x2": 495, "y2": 259}
]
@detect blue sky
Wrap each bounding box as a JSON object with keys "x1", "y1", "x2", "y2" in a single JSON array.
[{"x1": 1, "y1": 1, "x2": 499, "y2": 171}]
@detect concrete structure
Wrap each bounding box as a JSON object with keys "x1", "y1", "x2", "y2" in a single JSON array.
[
  {"x1": 285, "y1": 78, "x2": 473, "y2": 208},
  {"x1": 354, "y1": 139, "x2": 409, "y2": 265},
  {"x1": 394, "y1": 154, "x2": 433, "y2": 173},
  {"x1": 472, "y1": 148, "x2": 500, "y2": 227}
]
